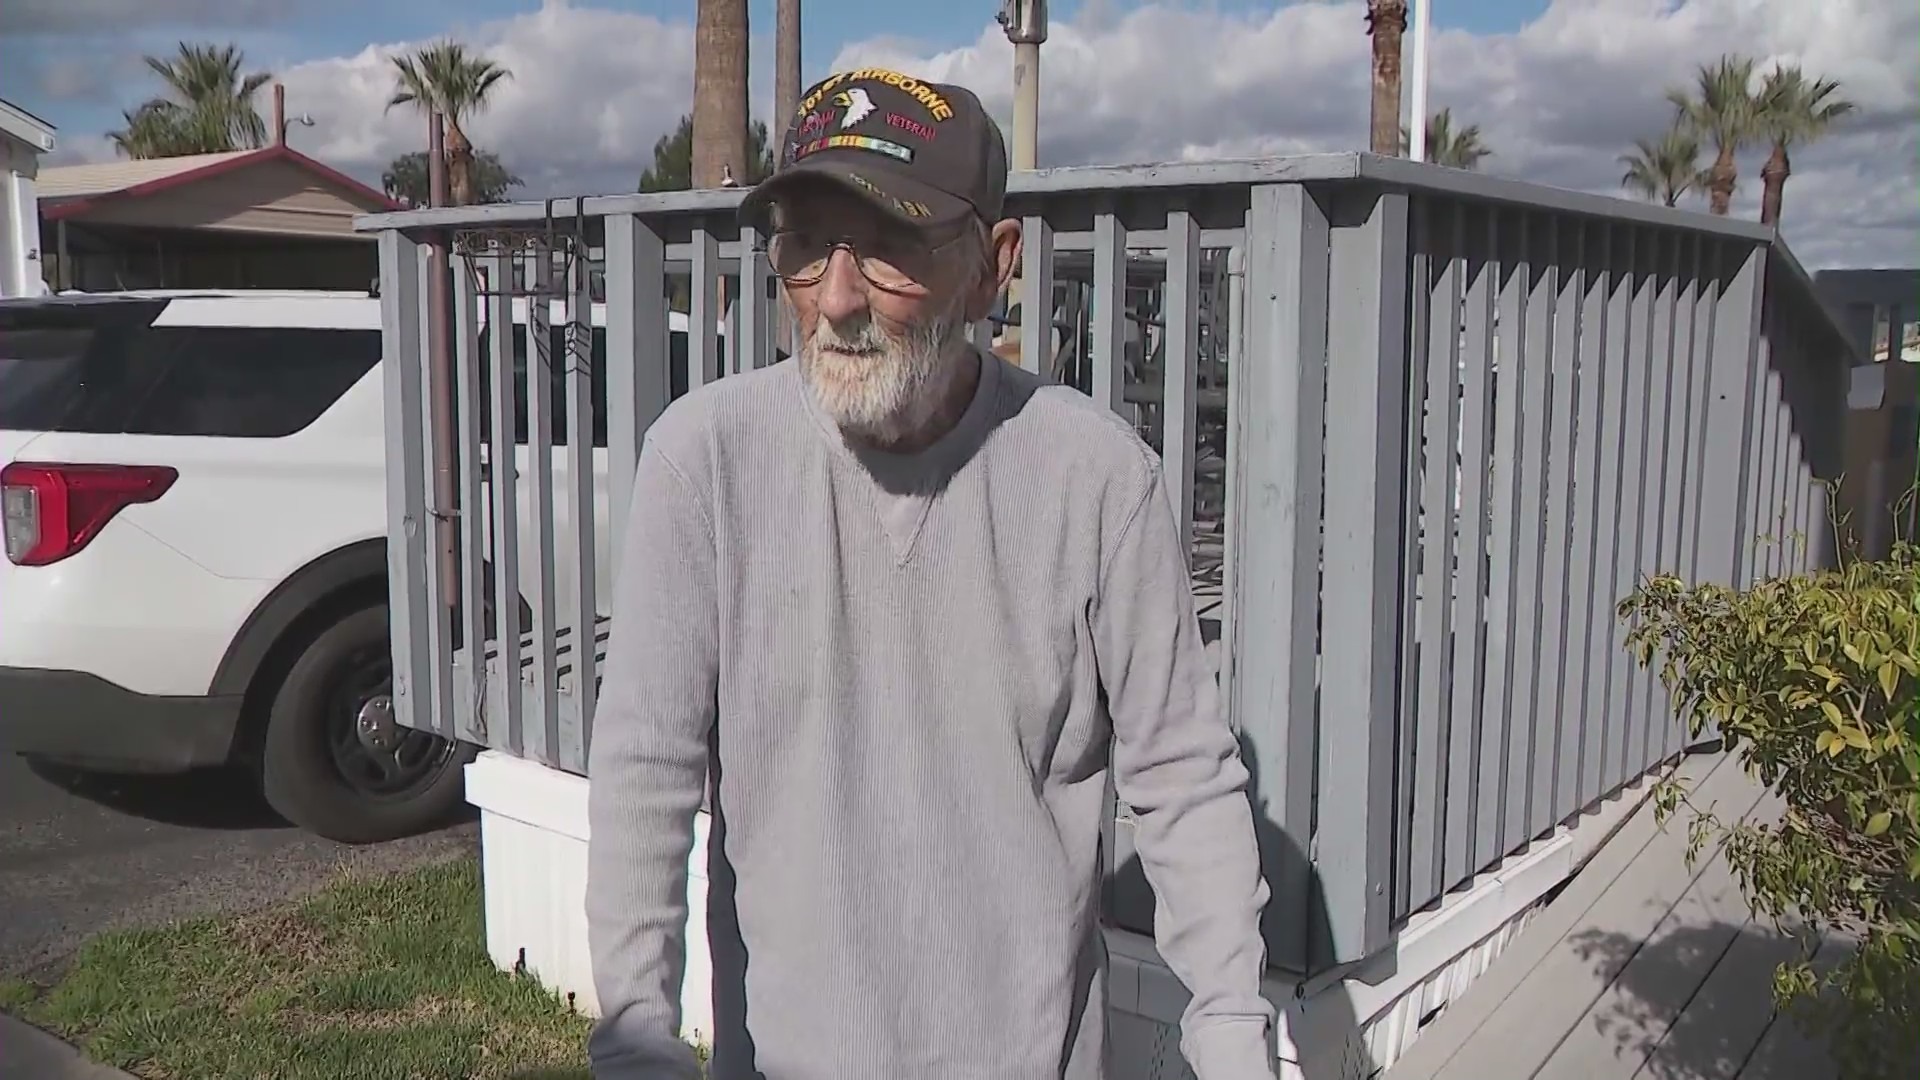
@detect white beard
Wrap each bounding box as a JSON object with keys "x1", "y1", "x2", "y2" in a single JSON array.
[{"x1": 797, "y1": 299, "x2": 968, "y2": 446}]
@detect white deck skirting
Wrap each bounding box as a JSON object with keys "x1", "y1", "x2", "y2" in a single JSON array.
[{"x1": 465, "y1": 750, "x2": 1664, "y2": 1078}]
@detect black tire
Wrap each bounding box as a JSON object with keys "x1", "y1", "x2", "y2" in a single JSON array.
[{"x1": 260, "y1": 603, "x2": 477, "y2": 844}]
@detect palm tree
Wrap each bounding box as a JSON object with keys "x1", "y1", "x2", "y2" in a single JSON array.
[
  {"x1": 1753, "y1": 64, "x2": 1853, "y2": 227},
  {"x1": 692, "y1": 0, "x2": 751, "y2": 189},
  {"x1": 108, "y1": 43, "x2": 272, "y2": 159},
  {"x1": 1365, "y1": 0, "x2": 1410, "y2": 156},
  {"x1": 775, "y1": 0, "x2": 802, "y2": 138},
  {"x1": 1667, "y1": 54, "x2": 1758, "y2": 216},
  {"x1": 387, "y1": 42, "x2": 512, "y2": 207},
  {"x1": 1618, "y1": 126, "x2": 1708, "y2": 207},
  {"x1": 1401, "y1": 109, "x2": 1492, "y2": 170}
]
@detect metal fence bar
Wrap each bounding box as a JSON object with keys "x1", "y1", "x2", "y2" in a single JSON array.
[
  {"x1": 1566, "y1": 224, "x2": 1611, "y2": 809},
  {"x1": 1586, "y1": 226, "x2": 1632, "y2": 803},
  {"x1": 1551, "y1": 221, "x2": 1595, "y2": 829},
  {"x1": 453, "y1": 257, "x2": 488, "y2": 746},
  {"x1": 688, "y1": 229, "x2": 722, "y2": 392},
  {"x1": 1092, "y1": 212, "x2": 1127, "y2": 414},
  {"x1": 565, "y1": 248, "x2": 597, "y2": 751},
  {"x1": 1695, "y1": 242, "x2": 1766, "y2": 590},
  {"x1": 1605, "y1": 228, "x2": 1653, "y2": 793},
  {"x1": 1162, "y1": 210, "x2": 1201, "y2": 545},
  {"x1": 1531, "y1": 220, "x2": 1580, "y2": 841},
  {"x1": 1019, "y1": 217, "x2": 1055, "y2": 377},
  {"x1": 485, "y1": 253, "x2": 525, "y2": 753},
  {"x1": 1394, "y1": 200, "x2": 1433, "y2": 919},
  {"x1": 1317, "y1": 187, "x2": 1408, "y2": 962},
  {"x1": 1634, "y1": 231, "x2": 1679, "y2": 770},
  {"x1": 739, "y1": 223, "x2": 773, "y2": 369},
  {"x1": 1447, "y1": 205, "x2": 1495, "y2": 885},
  {"x1": 1231, "y1": 183, "x2": 1327, "y2": 972},
  {"x1": 379, "y1": 231, "x2": 435, "y2": 739},
  {"x1": 1481, "y1": 210, "x2": 1526, "y2": 863},
  {"x1": 415, "y1": 250, "x2": 455, "y2": 746},
  {"x1": 1504, "y1": 213, "x2": 1553, "y2": 850},
  {"x1": 525, "y1": 258, "x2": 560, "y2": 766}
]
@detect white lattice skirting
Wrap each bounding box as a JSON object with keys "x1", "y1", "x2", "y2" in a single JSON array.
[{"x1": 465, "y1": 751, "x2": 1652, "y2": 1078}]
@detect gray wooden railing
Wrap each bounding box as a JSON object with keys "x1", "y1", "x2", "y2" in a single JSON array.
[{"x1": 357, "y1": 153, "x2": 1852, "y2": 977}]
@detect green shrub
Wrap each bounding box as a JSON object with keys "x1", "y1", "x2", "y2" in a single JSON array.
[{"x1": 1620, "y1": 540, "x2": 1920, "y2": 1079}]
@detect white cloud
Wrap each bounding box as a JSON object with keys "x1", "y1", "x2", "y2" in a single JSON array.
[
  {"x1": 55, "y1": 0, "x2": 1914, "y2": 269},
  {"x1": 828, "y1": 0, "x2": 1918, "y2": 268}
]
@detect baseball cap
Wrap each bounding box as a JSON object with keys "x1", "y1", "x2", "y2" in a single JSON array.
[{"x1": 737, "y1": 69, "x2": 1009, "y2": 231}]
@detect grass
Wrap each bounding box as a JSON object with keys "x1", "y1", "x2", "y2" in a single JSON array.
[{"x1": 2, "y1": 857, "x2": 597, "y2": 1080}]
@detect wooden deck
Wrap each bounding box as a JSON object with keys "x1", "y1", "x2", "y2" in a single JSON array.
[{"x1": 1385, "y1": 748, "x2": 1847, "y2": 1080}]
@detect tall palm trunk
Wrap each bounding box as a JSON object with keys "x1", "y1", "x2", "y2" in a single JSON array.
[
  {"x1": 693, "y1": 0, "x2": 750, "y2": 189},
  {"x1": 444, "y1": 119, "x2": 476, "y2": 207},
  {"x1": 1759, "y1": 143, "x2": 1789, "y2": 226},
  {"x1": 1366, "y1": 0, "x2": 1409, "y2": 156},
  {"x1": 1706, "y1": 144, "x2": 1737, "y2": 216},
  {"x1": 775, "y1": 0, "x2": 801, "y2": 141}
]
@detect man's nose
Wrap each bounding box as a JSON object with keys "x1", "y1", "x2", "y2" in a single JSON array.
[{"x1": 815, "y1": 248, "x2": 871, "y2": 327}]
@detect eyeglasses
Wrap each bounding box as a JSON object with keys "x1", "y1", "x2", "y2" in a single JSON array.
[{"x1": 765, "y1": 225, "x2": 976, "y2": 296}]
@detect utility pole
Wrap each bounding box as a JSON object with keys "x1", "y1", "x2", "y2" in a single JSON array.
[
  {"x1": 997, "y1": 0, "x2": 1046, "y2": 364},
  {"x1": 998, "y1": 0, "x2": 1047, "y2": 171}
]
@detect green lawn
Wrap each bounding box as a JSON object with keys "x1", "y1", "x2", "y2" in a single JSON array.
[{"x1": 2, "y1": 857, "x2": 600, "y2": 1080}]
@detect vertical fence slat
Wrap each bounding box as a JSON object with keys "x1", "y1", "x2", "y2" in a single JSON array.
[
  {"x1": 1659, "y1": 235, "x2": 1703, "y2": 760},
  {"x1": 452, "y1": 256, "x2": 488, "y2": 746},
  {"x1": 1092, "y1": 212, "x2": 1128, "y2": 415},
  {"x1": 379, "y1": 230, "x2": 435, "y2": 739},
  {"x1": 1549, "y1": 221, "x2": 1597, "y2": 832},
  {"x1": 1504, "y1": 214, "x2": 1553, "y2": 850},
  {"x1": 565, "y1": 247, "x2": 597, "y2": 753},
  {"x1": 1163, "y1": 210, "x2": 1201, "y2": 546},
  {"x1": 1411, "y1": 197, "x2": 1461, "y2": 911},
  {"x1": 485, "y1": 253, "x2": 524, "y2": 755},
  {"x1": 688, "y1": 229, "x2": 722, "y2": 392},
  {"x1": 525, "y1": 258, "x2": 560, "y2": 766},
  {"x1": 1231, "y1": 183, "x2": 1327, "y2": 972},
  {"x1": 1569, "y1": 224, "x2": 1616, "y2": 809},
  {"x1": 1695, "y1": 242, "x2": 1767, "y2": 589},
  {"x1": 1021, "y1": 217, "x2": 1055, "y2": 378},
  {"x1": 1604, "y1": 229, "x2": 1652, "y2": 793},
  {"x1": 415, "y1": 247, "x2": 455, "y2": 744},
  {"x1": 1634, "y1": 231, "x2": 1678, "y2": 770},
  {"x1": 1317, "y1": 188, "x2": 1408, "y2": 963},
  {"x1": 1451, "y1": 207, "x2": 1496, "y2": 877},
  {"x1": 1530, "y1": 221, "x2": 1579, "y2": 840},
  {"x1": 739, "y1": 224, "x2": 773, "y2": 369},
  {"x1": 1393, "y1": 200, "x2": 1431, "y2": 919},
  {"x1": 1217, "y1": 245, "x2": 1247, "y2": 707},
  {"x1": 606, "y1": 213, "x2": 670, "y2": 565}
]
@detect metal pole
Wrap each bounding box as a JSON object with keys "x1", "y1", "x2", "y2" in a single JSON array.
[
  {"x1": 1407, "y1": 0, "x2": 1431, "y2": 162},
  {"x1": 425, "y1": 113, "x2": 459, "y2": 604},
  {"x1": 999, "y1": 0, "x2": 1048, "y2": 170},
  {"x1": 1012, "y1": 42, "x2": 1040, "y2": 171}
]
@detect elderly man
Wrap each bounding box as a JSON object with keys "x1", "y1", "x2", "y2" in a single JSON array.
[{"x1": 585, "y1": 69, "x2": 1275, "y2": 1080}]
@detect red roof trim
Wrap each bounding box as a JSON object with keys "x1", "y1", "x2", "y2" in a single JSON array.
[{"x1": 42, "y1": 144, "x2": 404, "y2": 222}]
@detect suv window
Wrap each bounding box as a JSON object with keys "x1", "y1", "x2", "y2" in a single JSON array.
[
  {"x1": 0, "y1": 305, "x2": 378, "y2": 438},
  {"x1": 474, "y1": 324, "x2": 691, "y2": 449}
]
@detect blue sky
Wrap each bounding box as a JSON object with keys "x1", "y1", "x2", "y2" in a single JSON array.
[{"x1": 2, "y1": 0, "x2": 1553, "y2": 141}]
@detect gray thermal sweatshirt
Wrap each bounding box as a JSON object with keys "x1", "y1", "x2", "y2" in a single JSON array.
[{"x1": 584, "y1": 349, "x2": 1275, "y2": 1080}]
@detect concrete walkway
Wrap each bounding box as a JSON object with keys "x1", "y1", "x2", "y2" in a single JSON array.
[{"x1": 0, "y1": 1013, "x2": 139, "y2": 1079}]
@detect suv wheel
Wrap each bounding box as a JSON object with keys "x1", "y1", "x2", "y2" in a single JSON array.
[{"x1": 261, "y1": 603, "x2": 475, "y2": 843}]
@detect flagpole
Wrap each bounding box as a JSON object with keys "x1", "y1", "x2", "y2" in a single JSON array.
[{"x1": 1407, "y1": 0, "x2": 1431, "y2": 161}]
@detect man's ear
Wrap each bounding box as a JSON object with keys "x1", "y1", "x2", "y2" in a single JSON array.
[{"x1": 967, "y1": 218, "x2": 1024, "y2": 322}]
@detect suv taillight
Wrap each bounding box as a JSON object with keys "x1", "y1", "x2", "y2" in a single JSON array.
[{"x1": 1, "y1": 462, "x2": 178, "y2": 566}]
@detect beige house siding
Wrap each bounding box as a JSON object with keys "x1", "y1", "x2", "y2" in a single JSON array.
[{"x1": 70, "y1": 158, "x2": 382, "y2": 239}]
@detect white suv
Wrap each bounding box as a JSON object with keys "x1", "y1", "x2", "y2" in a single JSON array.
[{"x1": 0, "y1": 288, "x2": 682, "y2": 842}]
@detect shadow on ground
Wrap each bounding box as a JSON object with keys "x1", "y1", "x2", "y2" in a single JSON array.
[
  {"x1": 23, "y1": 757, "x2": 291, "y2": 830},
  {"x1": 1567, "y1": 921, "x2": 1847, "y2": 1080}
]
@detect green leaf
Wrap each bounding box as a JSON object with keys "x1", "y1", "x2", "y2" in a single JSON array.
[
  {"x1": 1880, "y1": 661, "x2": 1900, "y2": 702},
  {"x1": 1843, "y1": 726, "x2": 1874, "y2": 751},
  {"x1": 1864, "y1": 811, "x2": 1892, "y2": 837},
  {"x1": 1820, "y1": 700, "x2": 1846, "y2": 727}
]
